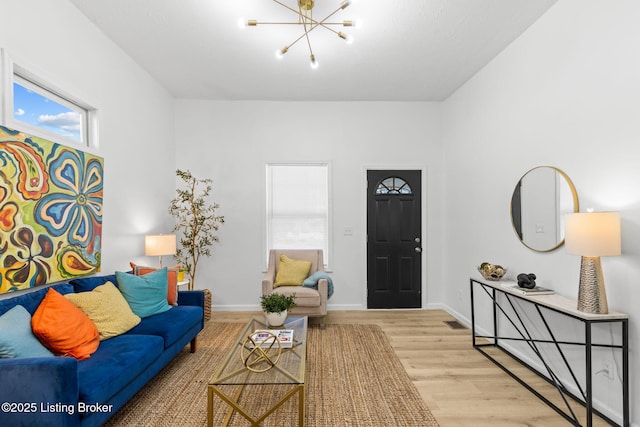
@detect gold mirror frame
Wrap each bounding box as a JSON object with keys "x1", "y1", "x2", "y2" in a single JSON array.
[{"x1": 510, "y1": 166, "x2": 579, "y2": 252}]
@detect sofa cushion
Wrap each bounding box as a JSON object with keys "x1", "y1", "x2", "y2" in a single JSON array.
[
  {"x1": 65, "y1": 282, "x2": 141, "y2": 341},
  {"x1": 70, "y1": 274, "x2": 118, "y2": 293},
  {"x1": 274, "y1": 255, "x2": 312, "y2": 287},
  {"x1": 116, "y1": 269, "x2": 171, "y2": 318},
  {"x1": 0, "y1": 305, "x2": 54, "y2": 358},
  {"x1": 31, "y1": 288, "x2": 100, "y2": 360},
  {"x1": 77, "y1": 334, "x2": 164, "y2": 404},
  {"x1": 125, "y1": 306, "x2": 202, "y2": 349},
  {"x1": 131, "y1": 263, "x2": 179, "y2": 306}
]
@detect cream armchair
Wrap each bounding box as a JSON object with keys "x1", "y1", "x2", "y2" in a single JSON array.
[{"x1": 262, "y1": 249, "x2": 328, "y2": 328}]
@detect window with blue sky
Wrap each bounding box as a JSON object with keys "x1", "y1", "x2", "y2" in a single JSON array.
[{"x1": 12, "y1": 76, "x2": 86, "y2": 145}]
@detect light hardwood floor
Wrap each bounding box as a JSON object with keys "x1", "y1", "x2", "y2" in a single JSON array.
[{"x1": 212, "y1": 309, "x2": 611, "y2": 427}]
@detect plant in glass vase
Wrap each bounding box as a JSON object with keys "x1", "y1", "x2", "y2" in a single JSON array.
[{"x1": 169, "y1": 169, "x2": 224, "y2": 289}]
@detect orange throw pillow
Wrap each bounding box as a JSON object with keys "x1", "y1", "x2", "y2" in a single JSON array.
[
  {"x1": 130, "y1": 262, "x2": 179, "y2": 306},
  {"x1": 31, "y1": 288, "x2": 100, "y2": 360}
]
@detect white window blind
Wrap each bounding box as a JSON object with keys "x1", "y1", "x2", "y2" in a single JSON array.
[{"x1": 266, "y1": 163, "x2": 330, "y2": 265}]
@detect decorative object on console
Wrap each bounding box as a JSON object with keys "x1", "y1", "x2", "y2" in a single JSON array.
[
  {"x1": 241, "y1": 0, "x2": 358, "y2": 69},
  {"x1": 260, "y1": 292, "x2": 296, "y2": 327},
  {"x1": 516, "y1": 273, "x2": 537, "y2": 289},
  {"x1": 478, "y1": 262, "x2": 507, "y2": 281},
  {"x1": 0, "y1": 125, "x2": 103, "y2": 294},
  {"x1": 144, "y1": 234, "x2": 176, "y2": 268},
  {"x1": 564, "y1": 211, "x2": 621, "y2": 314},
  {"x1": 169, "y1": 169, "x2": 224, "y2": 289}
]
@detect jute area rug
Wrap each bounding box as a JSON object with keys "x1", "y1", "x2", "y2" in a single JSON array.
[{"x1": 105, "y1": 322, "x2": 439, "y2": 426}]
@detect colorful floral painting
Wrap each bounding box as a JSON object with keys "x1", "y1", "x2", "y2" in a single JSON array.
[{"x1": 0, "y1": 125, "x2": 103, "y2": 293}]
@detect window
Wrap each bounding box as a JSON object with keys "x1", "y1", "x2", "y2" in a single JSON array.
[
  {"x1": 1, "y1": 52, "x2": 97, "y2": 148},
  {"x1": 375, "y1": 176, "x2": 412, "y2": 194},
  {"x1": 266, "y1": 163, "x2": 330, "y2": 266}
]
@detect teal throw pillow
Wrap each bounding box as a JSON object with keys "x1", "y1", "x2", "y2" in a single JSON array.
[
  {"x1": 116, "y1": 269, "x2": 171, "y2": 318},
  {"x1": 0, "y1": 305, "x2": 55, "y2": 358}
]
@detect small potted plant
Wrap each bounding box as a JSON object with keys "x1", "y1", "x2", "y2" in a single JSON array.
[{"x1": 260, "y1": 293, "x2": 296, "y2": 327}]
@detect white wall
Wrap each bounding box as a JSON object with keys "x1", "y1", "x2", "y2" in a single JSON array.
[
  {"x1": 0, "y1": 0, "x2": 176, "y2": 274},
  {"x1": 442, "y1": 0, "x2": 640, "y2": 424},
  {"x1": 174, "y1": 100, "x2": 444, "y2": 310},
  {"x1": 3, "y1": 0, "x2": 636, "y2": 423}
]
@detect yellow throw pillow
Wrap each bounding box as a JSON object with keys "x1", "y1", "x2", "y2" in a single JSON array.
[
  {"x1": 274, "y1": 255, "x2": 312, "y2": 287},
  {"x1": 65, "y1": 282, "x2": 141, "y2": 341}
]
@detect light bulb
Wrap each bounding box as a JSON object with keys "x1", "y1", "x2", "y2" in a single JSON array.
[
  {"x1": 310, "y1": 55, "x2": 318, "y2": 69},
  {"x1": 276, "y1": 46, "x2": 289, "y2": 59}
]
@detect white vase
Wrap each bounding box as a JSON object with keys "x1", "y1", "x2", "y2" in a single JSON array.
[{"x1": 265, "y1": 310, "x2": 287, "y2": 327}]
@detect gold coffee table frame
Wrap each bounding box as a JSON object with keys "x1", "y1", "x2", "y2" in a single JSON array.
[{"x1": 208, "y1": 316, "x2": 308, "y2": 426}]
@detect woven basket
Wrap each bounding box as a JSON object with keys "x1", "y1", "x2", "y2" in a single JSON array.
[{"x1": 203, "y1": 289, "x2": 212, "y2": 321}]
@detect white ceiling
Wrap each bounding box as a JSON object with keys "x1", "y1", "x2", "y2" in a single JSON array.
[{"x1": 70, "y1": 0, "x2": 558, "y2": 101}]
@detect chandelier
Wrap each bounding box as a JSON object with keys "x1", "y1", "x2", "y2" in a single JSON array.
[{"x1": 241, "y1": 0, "x2": 357, "y2": 69}]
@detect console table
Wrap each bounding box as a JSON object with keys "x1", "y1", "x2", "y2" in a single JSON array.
[{"x1": 470, "y1": 277, "x2": 629, "y2": 427}]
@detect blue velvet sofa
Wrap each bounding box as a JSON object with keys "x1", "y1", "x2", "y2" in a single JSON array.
[{"x1": 0, "y1": 273, "x2": 205, "y2": 427}]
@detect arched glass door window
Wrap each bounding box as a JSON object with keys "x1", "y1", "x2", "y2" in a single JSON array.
[{"x1": 375, "y1": 177, "x2": 413, "y2": 195}]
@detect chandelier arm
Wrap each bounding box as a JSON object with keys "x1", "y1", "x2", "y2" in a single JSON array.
[
  {"x1": 272, "y1": 0, "x2": 346, "y2": 30},
  {"x1": 252, "y1": 22, "x2": 346, "y2": 25},
  {"x1": 301, "y1": 8, "x2": 314, "y2": 56}
]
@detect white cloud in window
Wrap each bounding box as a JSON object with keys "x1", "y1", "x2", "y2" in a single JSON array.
[
  {"x1": 15, "y1": 108, "x2": 25, "y2": 116},
  {"x1": 38, "y1": 112, "x2": 81, "y2": 132}
]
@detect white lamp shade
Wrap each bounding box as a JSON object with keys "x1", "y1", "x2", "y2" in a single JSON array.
[
  {"x1": 145, "y1": 234, "x2": 177, "y2": 256},
  {"x1": 564, "y1": 212, "x2": 621, "y2": 257}
]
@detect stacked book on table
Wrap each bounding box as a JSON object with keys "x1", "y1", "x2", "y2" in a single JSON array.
[
  {"x1": 500, "y1": 282, "x2": 554, "y2": 295},
  {"x1": 249, "y1": 329, "x2": 294, "y2": 348}
]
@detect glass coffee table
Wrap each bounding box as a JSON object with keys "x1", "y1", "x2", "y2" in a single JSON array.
[{"x1": 207, "y1": 316, "x2": 308, "y2": 426}]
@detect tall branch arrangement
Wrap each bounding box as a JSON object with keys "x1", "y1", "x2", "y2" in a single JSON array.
[{"x1": 169, "y1": 169, "x2": 224, "y2": 288}]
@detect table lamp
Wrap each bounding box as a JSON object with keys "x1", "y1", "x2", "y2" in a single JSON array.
[
  {"x1": 144, "y1": 234, "x2": 177, "y2": 268},
  {"x1": 564, "y1": 212, "x2": 621, "y2": 314}
]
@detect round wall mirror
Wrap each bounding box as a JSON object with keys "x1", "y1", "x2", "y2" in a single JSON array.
[{"x1": 510, "y1": 166, "x2": 579, "y2": 252}]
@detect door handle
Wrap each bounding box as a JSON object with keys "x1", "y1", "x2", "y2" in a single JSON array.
[{"x1": 414, "y1": 247, "x2": 422, "y2": 253}]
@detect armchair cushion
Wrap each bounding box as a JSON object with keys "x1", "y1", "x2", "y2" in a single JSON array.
[
  {"x1": 272, "y1": 286, "x2": 321, "y2": 307},
  {"x1": 274, "y1": 255, "x2": 312, "y2": 287}
]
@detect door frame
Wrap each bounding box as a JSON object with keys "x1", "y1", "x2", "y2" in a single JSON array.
[{"x1": 362, "y1": 165, "x2": 428, "y2": 309}]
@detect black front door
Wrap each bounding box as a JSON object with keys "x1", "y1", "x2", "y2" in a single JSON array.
[{"x1": 367, "y1": 170, "x2": 422, "y2": 309}]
